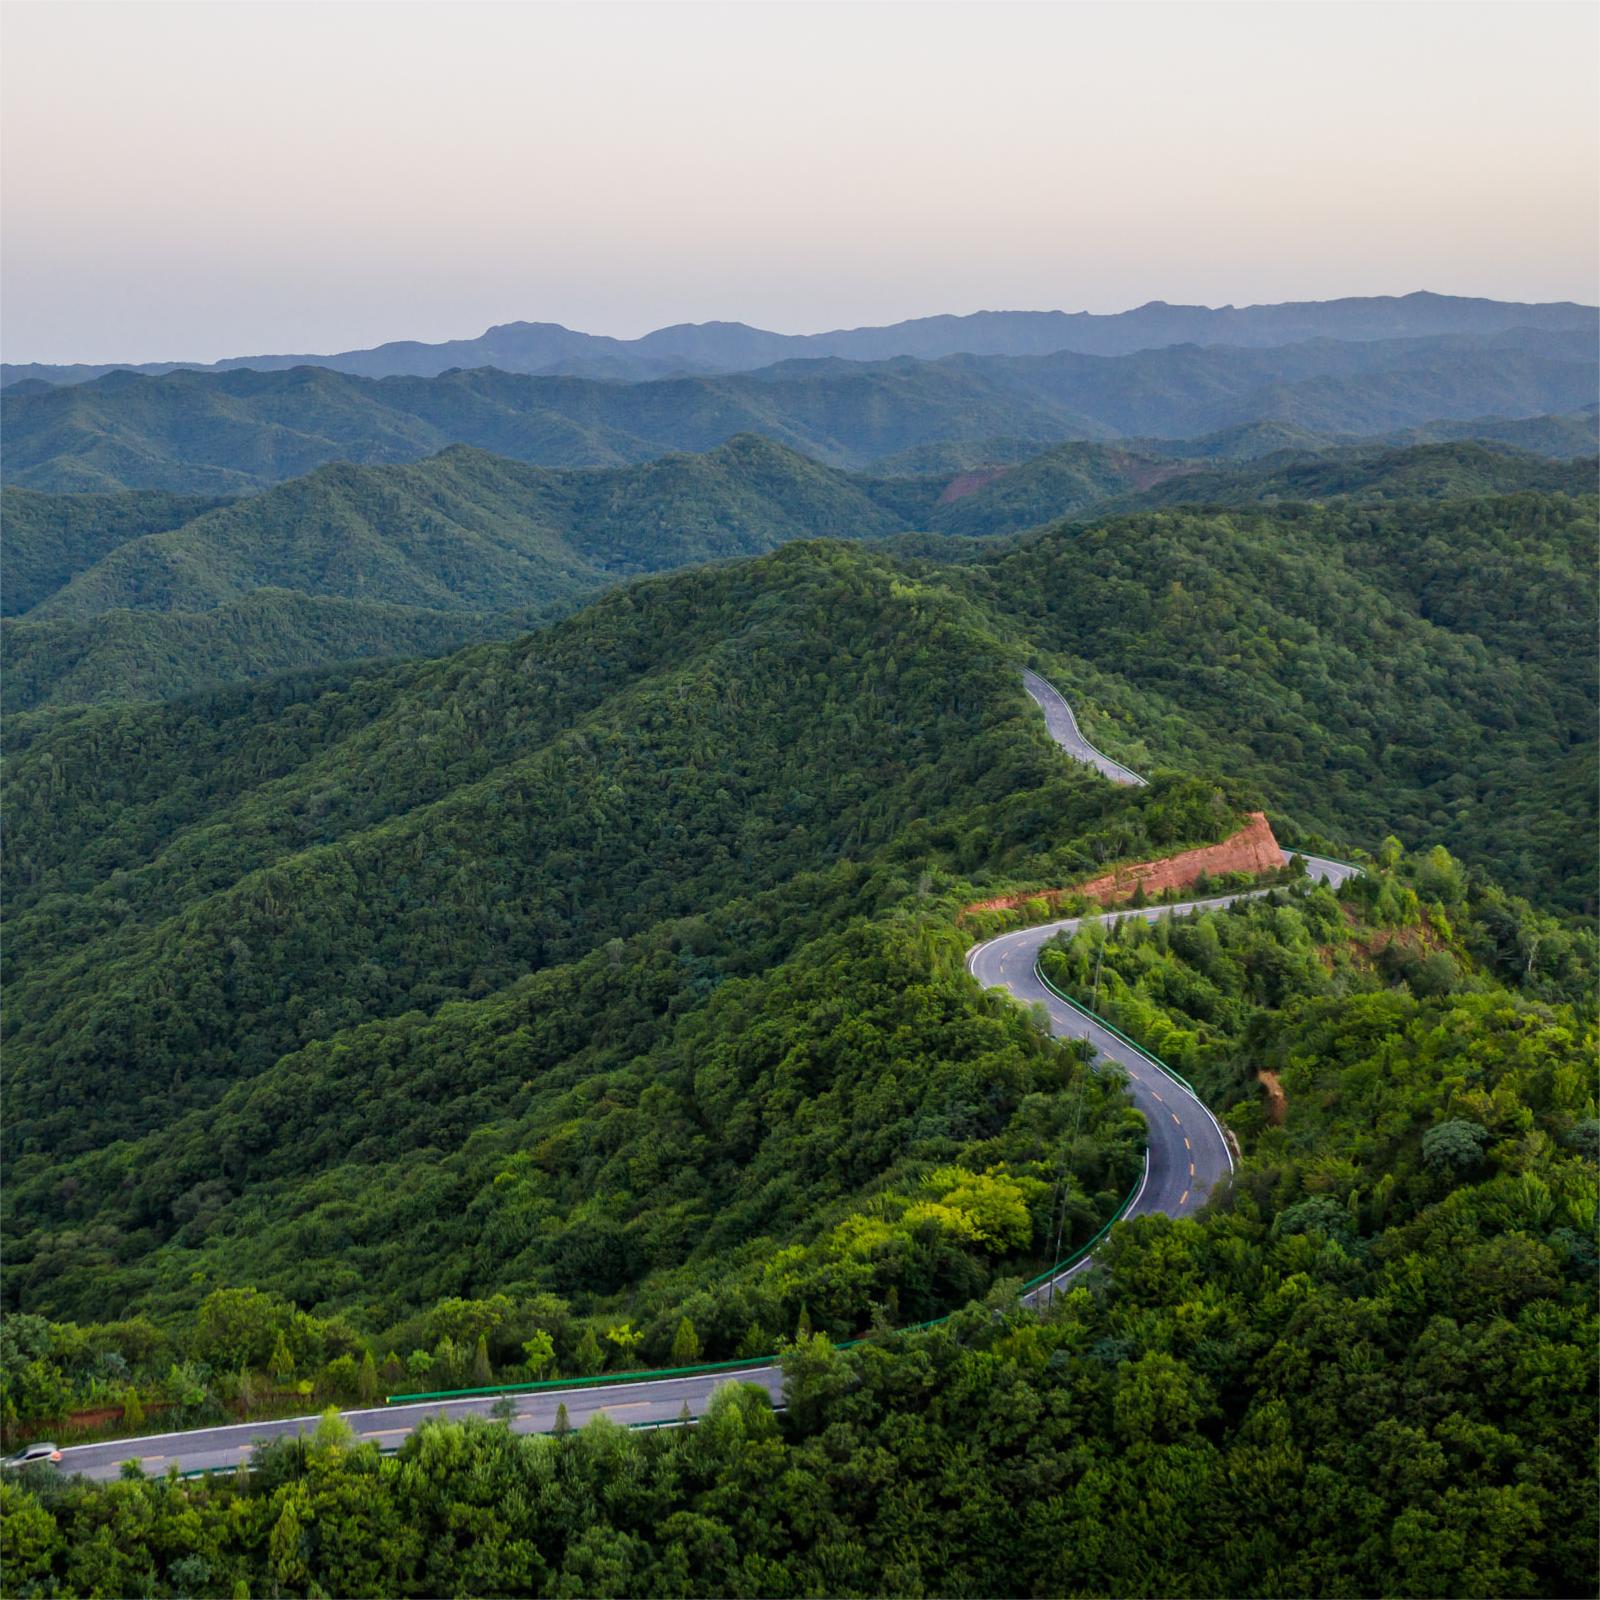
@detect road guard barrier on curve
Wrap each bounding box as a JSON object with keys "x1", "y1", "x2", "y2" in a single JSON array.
[{"x1": 1032, "y1": 958, "x2": 1236, "y2": 1174}]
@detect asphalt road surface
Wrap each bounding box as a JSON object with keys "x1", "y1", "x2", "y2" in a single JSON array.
[
  {"x1": 46, "y1": 673, "x2": 1358, "y2": 1483},
  {"x1": 55, "y1": 1366, "x2": 783, "y2": 1483},
  {"x1": 967, "y1": 870, "x2": 1353, "y2": 1306},
  {"x1": 1022, "y1": 668, "x2": 1147, "y2": 786}
]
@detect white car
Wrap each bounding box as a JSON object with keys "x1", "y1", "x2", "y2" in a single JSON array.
[{"x1": 2, "y1": 1441, "x2": 62, "y2": 1469}]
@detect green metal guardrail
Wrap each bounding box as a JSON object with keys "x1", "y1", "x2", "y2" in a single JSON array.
[
  {"x1": 1028, "y1": 854, "x2": 1367, "y2": 1105},
  {"x1": 1032, "y1": 956, "x2": 1242, "y2": 1179},
  {"x1": 1018, "y1": 1163, "x2": 1145, "y2": 1291},
  {"x1": 1032, "y1": 959, "x2": 1203, "y2": 1098}
]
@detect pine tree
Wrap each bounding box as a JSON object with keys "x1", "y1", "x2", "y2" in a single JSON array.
[
  {"x1": 357, "y1": 1350, "x2": 379, "y2": 1404},
  {"x1": 553, "y1": 1401, "x2": 571, "y2": 1437},
  {"x1": 431, "y1": 1337, "x2": 462, "y2": 1389},
  {"x1": 122, "y1": 1388, "x2": 145, "y2": 1428},
  {"x1": 670, "y1": 1316, "x2": 701, "y2": 1365},
  {"x1": 471, "y1": 1334, "x2": 493, "y2": 1388},
  {"x1": 574, "y1": 1328, "x2": 604, "y2": 1375},
  {"x1": 269, "y1": 1331, "x2": 294, "y2": 1386},
  {"x1": 268, "y1": 1496, "x2": 309, "y2": 1591}
]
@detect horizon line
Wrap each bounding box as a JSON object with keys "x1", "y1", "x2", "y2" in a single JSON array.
[{"x1": 5, "y1": 288, "x2": 1598, "y2": 373}]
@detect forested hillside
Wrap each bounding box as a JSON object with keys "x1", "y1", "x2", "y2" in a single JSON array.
[
  {"x1": 2, "y1": 508, "x2": 1594, "y2": 1596},
  {"x1": 1116, "y1": 440, "x2": 1597, "y2": 510},
  {"x1": 5, "y1": 329, "x2": 1593, "y2": 491},
  {"x1": 5, "y1": 857, "x2": 1594, "y2": 1597},
  {"x1": 16, "y1": 438, "x2": 929, "y2": 624},
  {"x1": 1, "y1": 487, "x2": 235, "y2": 616},
  {"x1": 3, "y1": 490, "x2": 1591, "y2": 1162},
  {"x1": 2, "y1": 593, "x2": 502, "y2": 712},
  {"x1": 5, "y1": 506, "x2": 1594, "y2": 1316},
  {"x1": 1383, "y1": 405, "x2": 1599, "y2": 457},
  {"x1": 4, "y1": 539, "x2": 1255, "y2": 1362},
  {"x1": 4, "y1": 542, "x2": 1265, "y2": 1161},
  {"x1": 0, "y1": 437, "x2": 929, "y2": 708},
  {"x1": 5, "y1": 434, "x2": 1591, "y2": 711}
]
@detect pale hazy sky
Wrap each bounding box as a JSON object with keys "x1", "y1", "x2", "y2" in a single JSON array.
[{"x1": 3, "y1": 0, "x2": 1596, "y2": 363}]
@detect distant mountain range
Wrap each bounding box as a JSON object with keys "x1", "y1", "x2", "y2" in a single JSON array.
[
  {"x1": 6, "y1": 328, "x2": 1595, "y2": 494},
  {"x1": 5, "y1": 291, "x2": 1595, "y2": 387}
]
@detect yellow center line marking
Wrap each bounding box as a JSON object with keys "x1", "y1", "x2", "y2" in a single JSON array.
[
  {"x1": 360, "y1": 1429, "x2": 412, "y2": 1439},
  {"x1": 1180, "y1": 1190, "x2": 1190, "y2": 1205},
  {"x1": 141, "y1": 1455, "x2": 165, "y2": 1463},
  {"x1": 1184, "y1": 1137, "x2": 1191, "y2": 1149},
  {"x1": 1152, "y1": 1091, "x2": 1164, "y2": 1103},
  {"x1": 1189, "y1": 1162, "x2": 1196, "y2": 1177},
  {"x1": 1170, "y1": 1113, "x2": 1180, "y2": 1125}
]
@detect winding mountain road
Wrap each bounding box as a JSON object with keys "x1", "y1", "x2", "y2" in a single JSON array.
[
  {"x1": 979, "y1": 670, "x2": 1360, "y2": 1303},
  {"x1": 1022, "y1": 668, "x2": 1147, "y2": 786},
  {"x1": 48, "y1": 670, "x2": 1356, "y2": 1482}
]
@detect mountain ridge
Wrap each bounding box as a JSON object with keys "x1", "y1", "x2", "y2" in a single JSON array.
[
  {"x1": 6, "y1": 290, "x2": 1595, "y2": 387},
  {"x1": 7, "y1": 330, "x2": 1594, "y2": 493}
]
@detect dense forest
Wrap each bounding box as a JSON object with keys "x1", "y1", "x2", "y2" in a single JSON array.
[
  {"x1": 2, "y1": 488, "x2": 237, "y2": 616},
  {"x1": 3, "y1": 592, "x2": 506, "y2": 713},
  {"x1": 4, "y1": 851, "x2": 1593, "y2": 1596},
  {"x1": 4, "y1": 434, "x2": 1592, "y2": 711},
  {"x1": 951, "y1": 493, "x2": 1598, "y2": 913},
  {"x1": 6, "y1": 502, "x2": 1592, "y2": 1176},
  {"x1": 1113, "y1": 439, "x2": 1597, "y2": 511},
  {"x1": 5, "y1": 543, "x2": 1252, "y2": 1333},
  {"x1": 3, "y1": 519, "x2": 1593, "y2": 1369}
]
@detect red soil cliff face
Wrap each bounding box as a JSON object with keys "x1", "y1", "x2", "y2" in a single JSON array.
[
  {"x1": 937, "y1": 468, "x2": 1009, "y2": 505},
  {"x1": 963, "y1": 811, "x2": 1284, "y2": 918}
]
